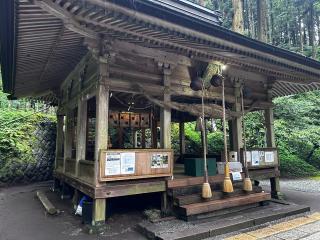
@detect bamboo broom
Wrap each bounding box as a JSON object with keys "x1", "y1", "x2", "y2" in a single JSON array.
[
  {"x1": 241, "y1": 88, "x2": 253, "y2": 192},
  {"x1": 222, "y1": 77, "x2": 234, "y2": 193},
  {"x1": 201, "y1": 81, "x2": 212, "y2": 199}
]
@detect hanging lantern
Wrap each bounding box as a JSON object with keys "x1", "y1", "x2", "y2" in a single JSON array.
[
  {"x1": 210, "y1": 74, "x2": 223, "y2": 87},
  {"x1": 190, "y1": 77, "x2": 203, "y2": 91}
]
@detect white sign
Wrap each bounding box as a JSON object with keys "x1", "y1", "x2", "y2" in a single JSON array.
[
  {"x1": 265, "y1": 151, "x2": 275, "y2": 163},
  {"x1": 231, "y1": 172, "x2": 242, "y2": 181},
  {"x1": 251, "y1": 151, "x2": 260, "y2": 166},
  {"x1": 120, "y1": 152, "x2": 135, "y2": 174},
  {"x1": 245, "y1": 151, "x2": 252, "y2": 163},
  {"x1": 105, "y1": 153, "x2": 121, "y2": 176}
]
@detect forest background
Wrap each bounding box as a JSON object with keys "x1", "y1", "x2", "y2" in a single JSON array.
[{"x1": 1, "y1": 0, "x2": 320, "y2": 184}]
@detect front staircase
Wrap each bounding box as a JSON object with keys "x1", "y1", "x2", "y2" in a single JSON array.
[{"x1": 167, "y1": 174, "x2": 271, "y2": 221}]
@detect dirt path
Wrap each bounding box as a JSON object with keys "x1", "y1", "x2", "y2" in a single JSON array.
[{"x1": 0, "y1": 182, "x2": 147, "y2": 240}]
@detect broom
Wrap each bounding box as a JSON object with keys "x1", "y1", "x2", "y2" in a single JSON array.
[
  {"x1": 201, "y1": 80, "x2": 212, "y2": 199},
  {"x1": 222, "y1": 77, "x2": 234, "y2": 193},
  {"x1": 241, "y1": 88, "x2": 253, "y2": 192}
]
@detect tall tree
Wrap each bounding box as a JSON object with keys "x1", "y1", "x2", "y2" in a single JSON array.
[
  {"x1": 232, "y1": 0, "x2": 244, "y2": 33},
  {"x1": 257, "y1": 0, "x2": 268, "y2": 42}
]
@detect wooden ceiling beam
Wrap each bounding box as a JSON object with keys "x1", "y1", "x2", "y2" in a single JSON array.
[{"x1": 33, "y1": 0, "x2": 98, "y2": 39}]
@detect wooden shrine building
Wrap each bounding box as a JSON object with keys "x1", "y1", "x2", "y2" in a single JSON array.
[{"x1": 1, "y1": 0, "x2": 320, "y2": 226}]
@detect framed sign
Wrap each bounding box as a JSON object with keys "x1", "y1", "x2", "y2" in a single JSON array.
[{"x1": 100, "y1": 149, "x2": 173, "y2": 181}]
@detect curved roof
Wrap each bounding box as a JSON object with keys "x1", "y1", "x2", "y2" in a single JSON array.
[{"x1": 1, "y1": 0, "x2": 320, "y2": 99}]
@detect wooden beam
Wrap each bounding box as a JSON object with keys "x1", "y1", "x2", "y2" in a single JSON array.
[
  {"x1": 94, "y1": 180, "x2": 166, "y2": 198},
  {"x1": 111, "y1": 40, "x2": 192, "y2": 67},
  {"x1": 33, "y1": 0, "x2": 98, "y2": 39}
]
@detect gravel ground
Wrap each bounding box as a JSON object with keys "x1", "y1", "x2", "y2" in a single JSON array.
[{"x1": 260, "y1": 178, "x2": 320, "y2": 193}]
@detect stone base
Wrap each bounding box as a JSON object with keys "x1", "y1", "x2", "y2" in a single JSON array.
[{"x1": 137, "y1": 201, "x2": 310, "y2": 240}]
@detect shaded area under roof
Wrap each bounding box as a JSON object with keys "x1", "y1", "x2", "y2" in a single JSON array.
[{"x1": 1, "y1": 0, "x2": 320, "y2": 100}]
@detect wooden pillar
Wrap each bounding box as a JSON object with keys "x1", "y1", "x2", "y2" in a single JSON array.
[
  {"x1": 179, "y1": 122, "x2": 185, "y2": 157},
  {"x1": 231, "y1": 82, "x2": 243, "y2": 159},
  {"x1": 160, "y1": 64, "x2": 172, "y2": 149},
  {"x1": 63, "y1": 109, "x2": 73, "y2": 173},
  {"x1": 92, "y1": 198, "x2": 106, "y2": 226},
  {"x1": 91, "y1": 56, "x2": 110, "y2": 225},
  {"x1": 159, "y1": 63, "x2": 173, "y2": 216},
  {"x1": 55, "y1": 111, "x2": 64, "y2": 170},
  {"x1": 265, "y1": 80, "x2": 281, "y2": 199},
  {"x1": 75, "y1": 98, "x2": 87, "y2": 177},
  {"x1": 141, "y1": 128, "x2": 146, "y2": 148}
]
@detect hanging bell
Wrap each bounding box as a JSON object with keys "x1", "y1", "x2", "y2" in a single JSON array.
[
  {"x1": 210, "y1": 74, "x2": 223, "y2": 87},
  {"x1": 195, "y1": 117, "x2": 202, "y2": 131},
  {"x1": 190, "y1": 77, "x2": 203, "y2": 91}
]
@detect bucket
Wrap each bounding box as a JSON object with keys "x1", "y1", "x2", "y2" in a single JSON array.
[{"x1": 82, "y1": 201, "x2": 93, "y2": 225}]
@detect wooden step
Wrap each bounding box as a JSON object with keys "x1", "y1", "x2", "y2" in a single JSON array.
[
  {"x1": 177, "y1": 192, "x2": 271, "y2": 216},
  {"x1": 174, "y1": 186, "x2": 262, "y2": 206}
]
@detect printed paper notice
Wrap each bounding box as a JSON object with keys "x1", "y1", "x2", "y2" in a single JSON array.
[
  {"x1": 105, "y1": 153, "x2": 121, "y2": 176},
  {"x1": 120, "y1": 152, "x2": 135, "y2": 174},
  {"x1": 251, "y1": 151, "x2": 260, "y2": 166},
  {"x1": 151, "y1": 154, "x2": 169, "y2": 168},
  {"x1": 265, "y1": 151, "x2": 275, "y2": 163},
  {"x1": 231, "y1": 172, "x2": 242, "y2": 181}
]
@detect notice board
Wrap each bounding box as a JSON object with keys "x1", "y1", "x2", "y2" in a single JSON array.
[{"x1": 100, "y1": 149, "x2": 173, "y2": 181}]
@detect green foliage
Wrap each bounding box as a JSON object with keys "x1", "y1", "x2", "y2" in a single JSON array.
[
  {"x1": 277, "y1": 143, "x2": 319, "y2": 178},
  {"x1": 0, "y1": 109, "x2": 55, "y2": 182}
]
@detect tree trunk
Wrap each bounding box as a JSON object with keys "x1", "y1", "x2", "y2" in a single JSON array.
[
  {"x1": 232, "y1": 0, "x2": 244, "y2": 34},
  {"x1": 317, "y1": 13, "x2": 320, "y2": 46},
  {"x1": 308, "y1": 1, "x2": 316, "y2": 58},
  {"x1": 257, "y1": 0, "x2": 268, "y2": 42}
]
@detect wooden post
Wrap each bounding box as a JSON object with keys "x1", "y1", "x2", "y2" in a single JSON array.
[
  {"x1": 159, "y1": 63, "x2": 173, "y2": 216},
  {"x1": 63, "y1": 109, "x2": 73, "y2": 173},
  {"x1": 94, "y1": 64, "x2": 109, "y2": 186},
  {"x1": 160, "y1": 63, "x2": 172, "y2": 149},
  {"x1": 179, "y1": 122, "x2": 185, "y2": 157},
  {"x1": 92, "y1": 198, "x2": 106, "y2": 226},
  {"x1": 265, "y1": 79, "x2": 281, "y2": 199},
  {"x1": 231, "y1": 82, "x2": 243, "y2": 159},
  {"x1": 141, "y1": 128, "x2": 146, "y2": 148},
  {"x1": 55, "y1": 112, "x2": 64, "y2": 170},
  {"x1": 91, "y1": 47, "x2": 110, "y2": 225},
  {"x1": 75, "y1": 98, "x2": 87, "y2": 177}
]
